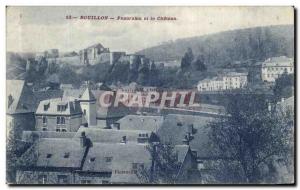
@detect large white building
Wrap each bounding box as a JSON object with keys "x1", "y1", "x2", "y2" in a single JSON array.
[
  {"x1": 197, "y1": 72, "x2": 248, "y2": 92},
  {"x1": 261, "y1": 56, "x2": 294, "y2": 82}
]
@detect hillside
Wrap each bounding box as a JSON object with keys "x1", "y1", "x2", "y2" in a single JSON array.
[{"x1": 136, "y1": 25, "x2": 294, "y2": 67}]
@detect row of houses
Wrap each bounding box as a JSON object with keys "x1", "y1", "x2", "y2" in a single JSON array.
[
  {"x1": 8, "y1": 80, "x2": 227, "y2": 184},
  {"x1": 197, "y1": 56, "x2": 294, "y2": 92},
  {"x1": 197, "y1": 72, "x2": 248, "y2": 92}
]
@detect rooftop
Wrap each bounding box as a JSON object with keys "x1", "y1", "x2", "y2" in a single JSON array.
[
  {"x1": 73, "y1": 127, "x2": 152, "y2": 144},
  {"x1": 263, "y1": 56, "x2": 294, "y2": 67},
  {"x1": 157, "y1": 114, "x2": 219, "y2": 158},
  {"x1": 36, "y1": 97, "x2": 82, "y2": 116},
  {"x1": 116, "y1": 115, "x2": 164, "y2": 132},
  {"x1": 7, "y1": 80, "x2": 37, "y2": 114}
]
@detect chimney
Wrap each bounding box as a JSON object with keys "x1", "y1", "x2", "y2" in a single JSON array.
[
  {"x1": 187, "y1": 124, "x2": 194, "y2": 134},
  {"x1": 121, "y1": 136, "x2": 127, "y2": 144},
  {"x1": 80, "y1": 131, "x2": 87, "y2": 147}
]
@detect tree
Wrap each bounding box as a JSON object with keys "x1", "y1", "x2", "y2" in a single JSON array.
[
  {"x1": 58, "y1": 65, "x2": 81, "y2": 86},
  {"x1": 137, "y1": 62, "x2": 150, "y2": 85},
  {"x1": 107, "y1": 61, "x2": 130, "y2": 84},
  {"x1": 192, "y1": 55, "x2": 207, "y2": 71},
  {"x1": 149, "y1": 62, "x2": 159, "y2": 86},
  {"x1": 136, "y1": 142, "x2": 182, "y2": 184},
  {"x1": 273, "y1": 73, "x2": 294, "y2": 101},
  {"x1": 207, "y1": 92, "x2": 294, "y2": 183},
  {"x1": 181, "y1": 48, "x2": 194, "y2": 71}
]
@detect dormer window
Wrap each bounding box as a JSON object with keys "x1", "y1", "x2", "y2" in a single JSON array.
[
  {"x1": 8, "y1": 94, "x2": 14, "y2": 108},
  {"x1": 44, "y1": 103, "x2": 50, "y2": 111},
  {"x1": 64, "y1": 152, "x2": 70, "y2": 158},
  {"x1": 90, "y1": 157, "x2": 96, "y2": 162},
  {"x1": 177, "y1": 122, "x2": 183, "y2": 126},
  {"x1": 105, "y1": 157, "x2": 113, "y2": 162},
  {"x1": 57, "y1": 104, "x2": 67, "y2": 112}
]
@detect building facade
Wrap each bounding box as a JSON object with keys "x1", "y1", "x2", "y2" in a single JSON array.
[
  {"x1": 35, "y1": 97, "x2": 83, "y2": 132},
  {"x1": 261, "y1": 56, "x2": 294, "y2": 82},
  {"x1": 197, "y1": 72, "x2": 248, "y2": 92}
]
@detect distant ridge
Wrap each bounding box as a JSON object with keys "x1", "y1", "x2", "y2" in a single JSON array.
[{"x1": 136, "y1": 25, "x2": 294, "y2": 67}]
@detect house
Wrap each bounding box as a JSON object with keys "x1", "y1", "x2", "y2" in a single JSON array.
[
  {"x1": 35, "y1": 97, "x2": 83, "y2": 132},
  {"x1": 63, "y1": 87, "x2": 131, "y2": 127},
  {"x1": 197, "y1": 72, "x2": 248, "y2": 92},
  {"x1": 223, "y1": 72, "x2": 248, "y2": 90},
  {"x1": 261, "y1": 56, "x2": 294, "y2": 82},
  {"x1": 7, "y1": 80, "x2": 37, "y2": 140},
  {"x1": 16, "y1": 131, "x2": 198, "y2": 184},
  {"x1": 16, "y1": 137, "x2": 89, "y2": 184},
  {"x1": 157, "y1": 114, "x2": 222, "y2": 174}
]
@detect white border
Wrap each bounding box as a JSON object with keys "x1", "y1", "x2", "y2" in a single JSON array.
[{"x1": 0, "y1": 1, "x2": 298, "y2": 190}]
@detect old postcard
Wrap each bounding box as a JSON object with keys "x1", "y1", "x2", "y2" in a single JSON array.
[{"x1": 6, "y1": 6, "x2": 295, "y2": 185}]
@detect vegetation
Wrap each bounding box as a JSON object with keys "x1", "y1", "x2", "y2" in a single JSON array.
[
  {"x1": 273, "y1": 73, "x2": 294, "y2": 101},
  {"x1": 137, "y1": 25, "x2": 294, "y2": 68},
  {"x1": 206, "y1": 92, "x2": 294, "y2": 183},
  {"x1": 136, "y1": 142, "x2": 182, "y2": 184}
]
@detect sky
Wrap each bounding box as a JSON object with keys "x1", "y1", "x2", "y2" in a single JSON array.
[{"x1": 6, "y1": 6, "x2": 294, "y2": 54}]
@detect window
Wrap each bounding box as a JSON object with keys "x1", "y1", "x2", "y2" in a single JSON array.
[
  {"x1": 56, "y1": 126, "x2": 67, "y2": 132},
  {"x1": 177, "y1": 122, "x2": 183, "y2": 126},
  {"x1": 83, "y1": 109, "x2": 86, "y2": 115},
  {"x1": 132, "y1": 163, "x2": 144, "y2": 170},
  {"x1": 105, "y1": 157, "x2": 113, "y2": 162},
  {"x1": 56, "y1": 116, "x2": 67, "y2": 132},
  {"x1": 56, "y1": 117, "x2": 66, "y2": 124},
  {"x1": 43, "y1": 103, "x2": 50, "y2": 111},
  {"x1": 46, "y1": 154, "x2": 52, "y2": 158},
  {"x1": 89, "y1": 157, "x2": 96, "y2": 162},
  {"x1": 38, "y1": 175, "x2": 47, "y2": 184},
  {"x1": 42, "y1": 116, "x2": 47, "y2": 124},
  {"x1": 57, "y1": 104, "x2": 67, "y2": 112},
  {"x1": 64, "y1": 152, "x2": 70, "y2": 158},
  {"x1": 132, "y1": 163, "x2": 138, "y2": 170},
  {"x1": 81, "y1": 180, "x2": 91, "y2": 184},
  {"x1": 102, "y1": 180, "x2": 109, "y2": 184},
  {"x1": 57, "y1": 175, "x2": 69, "y2": 184}
]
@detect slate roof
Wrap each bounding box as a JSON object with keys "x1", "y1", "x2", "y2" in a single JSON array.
[
  {"x1": 157, "y1": 114, "x2": 217, "y2": 158},
  {"x1": 22, "y1": 131, "x2": 76, "y2": 142},
  {"x1": 36, "y1": 97, "x2": 82, "y2": 116},
  {"x1": 263, "y1": 56, "x2": 294, "y2": 67},
  {"x1": 19, "y1": 138, "x2": 87, "y2": 169},
  {"x1": 18, "y1": 132, "x2": 191, "y2": 183},
  {"x1": 116, "y1": 115, "x2": 164, "y2": 132},
  {"x1": 73, "y1": 127, "x2": 150, "y2": 144},
  {"x1": 7, "y1": 80, "x2": 37, "y2": 114},
  {"x1": 83, "y1": 142, "x2": 189, "y2": 183},
  {"x1": 33, "y1": 90, "x2": 63, "y2": 103}
]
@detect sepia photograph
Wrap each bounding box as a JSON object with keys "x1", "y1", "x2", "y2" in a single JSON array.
[{"x1": 6, "y1": 6, "x2": 295, "y2": 185}]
